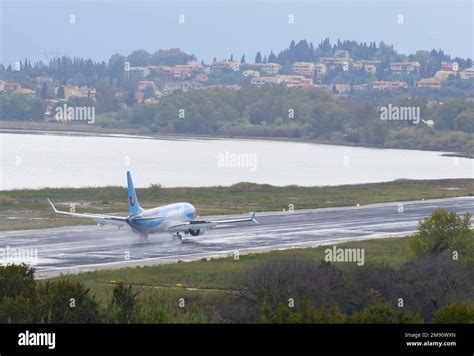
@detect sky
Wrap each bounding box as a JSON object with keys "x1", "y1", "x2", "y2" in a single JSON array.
[{"x1": 1, "y1": 0, "x2": 472, "y2": 65}]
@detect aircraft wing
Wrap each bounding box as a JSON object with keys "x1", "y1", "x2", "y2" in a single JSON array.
[
  {"x1": 168, "y1": 221, "x2": 217, "y2": 233},
  {"x1": 168, "y1": 212, "x2": 258, "y2": 234},
  {"x1": 47, "y1": 198, "x2": 128, "y2": 227},
  {"x1": 209, "y1": 212, "x2": 259, "y2": 225}
]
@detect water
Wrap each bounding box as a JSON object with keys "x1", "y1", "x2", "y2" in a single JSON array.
[{"x1": 0, "y1": 132, "x2": 472, "y2": 190}]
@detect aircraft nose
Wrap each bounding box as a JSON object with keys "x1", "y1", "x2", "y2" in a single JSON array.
[{"x1": 188, "y1": 204, "x2": 197, "y2": 218}]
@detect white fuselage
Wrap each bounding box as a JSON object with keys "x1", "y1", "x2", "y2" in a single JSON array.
[{"x1": 127, "y1": 202, "x2": 196, "y2": 234}]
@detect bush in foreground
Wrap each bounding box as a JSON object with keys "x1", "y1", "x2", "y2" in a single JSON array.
[{"x1": 432, "y1": 302, "x2": 474, "y2": 323}]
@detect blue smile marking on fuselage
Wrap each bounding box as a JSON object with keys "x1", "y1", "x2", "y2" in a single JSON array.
[{"x1": 130, "y1": 216, "x2": 165, "y2": 228}]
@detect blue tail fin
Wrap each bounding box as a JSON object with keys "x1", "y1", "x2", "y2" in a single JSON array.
[{"x1": 127, "y1": 171, "x2": 143, "y2": 216}]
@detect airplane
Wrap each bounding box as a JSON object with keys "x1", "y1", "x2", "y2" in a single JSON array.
[{"x1": 47, "y1": 171, "x2": 258, "y2": 240}]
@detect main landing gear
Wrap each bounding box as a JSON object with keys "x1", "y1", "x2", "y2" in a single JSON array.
[{"x1": 174, "y1": 230, "x2": 193, "y2": 242}]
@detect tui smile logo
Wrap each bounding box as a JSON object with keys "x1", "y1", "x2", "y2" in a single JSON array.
[{"x1": 129, "y1": 196, "x2": 135, "y2": 207}]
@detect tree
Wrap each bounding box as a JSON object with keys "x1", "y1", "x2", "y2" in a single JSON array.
[
  {"x1": 0, "y1": 296, "x2": 36, "y2": 323},
  {"x1": 255, "y1": 52, "x2": 262, "y2": 64},
  {"x1": 310, "y1": 103, "x2": 347, "y2": 136},
  {"x1": 454, "y1": 109, "x2": 474, "y2": 133},
  {"x1": 149, "y1": 49, "x2": 193, "y2": 66},
  {"x1": 408, "y1": 209, "x2": 473, "y2": 257},
  {"x1": 376, "y1": 55, "x2": 392, "y2": 80},
  {"x1": 109, "y1": 283, "x2": 138, "y2": 323},
  {"x1": 268, "y1": 52, "x2": 277, "y2": 63},
  {"x1": 401, "y1": 253, "x2": 473, "y2": 320},
  {"x1": 362, "y1": 120, "x2": 388, "y2": 146},
  {"x1": 143, "y1": 86, "x2": 154, "y2": 100},
  {"x1": 95, "y1": 83, "x2": 118, "y2": 113},
  {"x1": 432, "y1": 302, "x2": 474, "y2": 323},
  {"x1": 57, "y1": 86, "x2": 65, "y2": 99},
  {"x1": 0, "y1": 93, "x2": 44, "y2": 121},
  {"x1": 434, "y1": 100, "x2": 468, "y2": 130},
  {"x1": 318, "y1": 38, "x2": 332, "y2": 55},
  {"x1": 239, "y1": 258, "x2": 348, "y2": 311},
  {"x1": 261, "y1": 299, "x2": 347, "y2": 323},
  {"x1": 0, "y1": 265, "x2": 102, "y2": 323},
  {"x1": 240, "y1": 55, "x2": 246, "y2": 64},
  {"x1": 124, "y1": 90, "x2": 137, "y2": 107},
  {"x1": 350, "y1": 303, "x2": 422, "y2": 323},
  {"x1": 130, "y1": 103, "x2": 159, "y2": 124},
  {"x1": 0, "y1": 264, "x2": 36, "y2": 303},
  {"x1": 35, "y1": 280, "x2": 101, "y2": 323},
  {"x1": 40, "y1": 83, "x2": 48, "y2": 99},
  {"x1": 126, "y1": 49, "x2": 151, "y2": 67},
  {"x1": 108, "y1": 53, "x2": 126, "y2": 85}
]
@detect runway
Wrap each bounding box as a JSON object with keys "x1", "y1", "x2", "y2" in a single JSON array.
[{"x1": 0, "y1": 197, "x2": 472, "y2": 278}]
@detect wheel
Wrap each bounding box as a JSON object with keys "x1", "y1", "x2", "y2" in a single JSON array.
[{"x1": 173, "y1": 232, "x2": 183, "y2": 241}]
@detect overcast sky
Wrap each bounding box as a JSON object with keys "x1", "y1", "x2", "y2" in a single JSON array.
[{"x1": 1, "y1": 0, "x2": 472, "y2": 65}]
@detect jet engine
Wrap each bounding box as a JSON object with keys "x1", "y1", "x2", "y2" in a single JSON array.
[{"x1": 188, "y1": 228, "x2": 205, "y2": 236}]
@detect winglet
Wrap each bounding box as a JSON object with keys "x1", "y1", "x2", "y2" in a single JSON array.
[
  {"x1": 251, "y1": 212, "x2": 259, "y2": 224},
  {"x1": 47, "y1": 198, "x2": 58, "y2": 212}
]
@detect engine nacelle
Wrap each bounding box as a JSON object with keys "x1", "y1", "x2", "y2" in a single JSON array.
[{"x1": 188, "y1": 228, "x2": 204, "y2": 236}]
